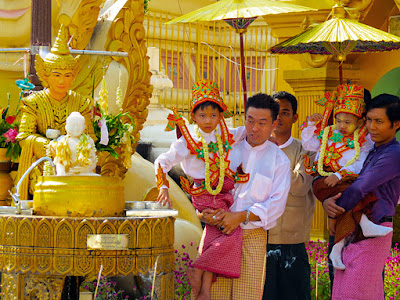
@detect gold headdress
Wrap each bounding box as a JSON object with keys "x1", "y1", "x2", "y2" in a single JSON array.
[
  {"x1": 191, "y1": 79, "x2": 233, "y2": 118},
  {"x1": 314, "y1": 83, "x2": 365, "y2": 128},
  {"x1": 35, "y1": 24, "x2": 80, "y2": 87},
  {"x1": 334, "y1": 84, "x2": 365, "y2": 118}
]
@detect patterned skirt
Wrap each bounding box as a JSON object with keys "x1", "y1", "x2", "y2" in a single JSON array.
[
  {"x1": 332, "y1": 222, "x2": 393, "y2": 300},
  {"x1": 191, "y1": 177, "x2": 242, "y2": 278}
]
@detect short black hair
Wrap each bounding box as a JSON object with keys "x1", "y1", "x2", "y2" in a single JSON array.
[
  {"x1": 362, "y1": 88, "x2": 372, "y2": 118},
  {"x1": 192, "y1": 101, "x2": 223, "y2": 114},
  {"x1": 272, "y1": 91, "x2": 298, "y2": 115},
  {"x1": 367, "y1": 93, "x2": 400, "y2": 131},
  {"x1": 245, "y1": 93, "x2": 280, "y2": 121}
]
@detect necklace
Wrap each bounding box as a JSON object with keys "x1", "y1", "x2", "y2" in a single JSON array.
[
  {"x1": 318, "y1": 125, "x2": 361, "y2": 176},
  {"x1": 196, "y1": 126, "x2": 226, "y2": 195}
]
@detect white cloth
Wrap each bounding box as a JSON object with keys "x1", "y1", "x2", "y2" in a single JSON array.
[
  {"x1": 278, "y1": 136, "x2": 294, "y2": 149},
  {"x1": 301, "y1": 121, "x2": 374, "y2": 180},
  {"x1": 154, "y1": 125, "x2": 246, "y2": 186},
  {"x1": 229, "y1": 139, "x2": 291, "y2": 231}
]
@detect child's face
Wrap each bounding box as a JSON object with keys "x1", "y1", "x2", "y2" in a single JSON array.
[
  {"x1": 191, "y1": 105, "x2": 223, "y2": 133},
  {"x1": 335, "y1": 113, "x2": 363, "y2": 136}
]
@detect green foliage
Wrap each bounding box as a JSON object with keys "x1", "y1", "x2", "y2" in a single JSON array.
[
  {"x1": 0, "y1": 106, "x2": 21, "y2": 161},
  {"x1": 384, "y1": 244, "x2": 400, "y2": 300},
  {"x1": 307, "y1": 241, "x2": 331, "y2": 300},
  {"x1": 174, "y1": 243, "x2": 195, "y2": 300},
  {"x1": 144, "y1": 0, "x2": 151, "y2": 13},
  {"x1": 92, "y1": 103, "x2": 136, "y2": 158},
  {"x1": 307, "y1": 241, "x2": 400, "y2": 300}
]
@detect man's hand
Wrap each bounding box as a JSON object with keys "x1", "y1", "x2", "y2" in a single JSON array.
[
  {"x1": 157, "y1": 188, "x2": 172, "y2": 207},
  {"x1": 308, "y1": 113, "x2": 323, "y2": 123},
  {"x1": 214, "y1": 211, "x2": 245, "y2": 235},
  {"x1": 198, "y1": 208, "x2": 223, "y2": 226},
  {"x1": 325, "y1": 174, "x2": 339, "y2": 187},
  {"x1": 322, "y1": 193, "x2": 345, "y2": 218}
]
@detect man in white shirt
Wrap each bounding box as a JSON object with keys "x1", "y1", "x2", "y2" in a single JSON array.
[
  {"x1": 263, "y1": 91, "x2": 316, "y2": 300},
  {"x1": 200, "y1": 93, "x2": 291, "y2": 300}
]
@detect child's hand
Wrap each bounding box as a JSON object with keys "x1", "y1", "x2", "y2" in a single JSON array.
[
  {"x1": 308, "y1": 113, "x2": 323, "y2": 123},
  {"x1": 325, "y1": 174, "x2": 339, "y2": 187},
  {"x1": 157, "y1": 188, "x2": 172, "y2": 207}
]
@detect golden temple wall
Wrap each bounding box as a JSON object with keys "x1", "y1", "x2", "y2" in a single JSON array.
[{"x1": 145, "y1": 10, "x2": 279, "y2": 126}]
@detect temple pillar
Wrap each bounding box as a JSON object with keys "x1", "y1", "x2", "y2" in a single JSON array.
[{"x1": 29, "y1": 0, "x2": 52, "y2": 88}]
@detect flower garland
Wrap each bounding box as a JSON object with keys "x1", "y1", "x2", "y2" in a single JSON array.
[
  {"x1": 55, "y1": 134, "x2": 95, "y2": 171},
  {"x1": 196, "y1": 126, "x2": 226, "y2": 195},
  {"x1": 318, "y1": 125, "x2": 361, "y2": 177}
]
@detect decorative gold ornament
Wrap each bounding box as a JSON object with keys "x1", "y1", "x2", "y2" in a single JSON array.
[
  {"x1": 35, "y1": 24, "x2": 80, "y2": 87},
  {"x1": 68, "y1": 0, "x2": 104, "y2": 50},
  {"x1": 98, "y1": 76, "x2": 109, "y2": 114},
  {"x1": 0, "y1": 215, "x2": 175, "y2": 300},
  {"x1": 106, "y1": 0, "x2": 153, "y2": 150},
  {"x1": 33, "y1": 176, "x2": 125, "y2": 217},
  {"x1": 196, "y1": 126, "x2": 226, "y2": 195}
]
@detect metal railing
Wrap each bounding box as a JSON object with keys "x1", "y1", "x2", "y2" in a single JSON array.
[{"x1": 145, "y1": 10, "x2": 279, "y2": 126}]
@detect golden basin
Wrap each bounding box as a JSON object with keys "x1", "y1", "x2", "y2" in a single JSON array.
[{"x1": 33, "y1": 176, "x2": 125, "y2": 217}]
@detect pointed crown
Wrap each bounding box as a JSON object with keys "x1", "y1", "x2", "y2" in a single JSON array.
[
  {"x1": 334, "y1": 84, "x2": 365, "y2": 118},
  {"x1": 191, "y1": 79, "x2": 228, "y2": 113},
  {"x1": 42, "y1": 24, "x2": 79, "y2": 70}
]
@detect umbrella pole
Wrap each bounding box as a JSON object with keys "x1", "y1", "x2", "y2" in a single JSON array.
[
  {"x1": 339, "y1": 63, "x2": 343, "y2": 85},
  {"x1": 239, "y1": 32, "x2": 247, "y2": 108}
]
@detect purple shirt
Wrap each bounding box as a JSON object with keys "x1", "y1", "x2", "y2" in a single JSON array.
[{"x1": 337, "y1": 138, "x2": 400, "y2": 223}]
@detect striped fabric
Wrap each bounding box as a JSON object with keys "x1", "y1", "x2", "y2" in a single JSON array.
[
  {"x1": 332, "y1": 222, "x2": 393, "y2": 300},
  {"x1": 194, "y1": 228, "x2": 267, "y2": 300}
]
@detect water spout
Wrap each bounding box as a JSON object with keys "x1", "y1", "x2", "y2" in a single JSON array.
[{"x1": 10, "y1": 157, "x2": 55, "y2": 214}]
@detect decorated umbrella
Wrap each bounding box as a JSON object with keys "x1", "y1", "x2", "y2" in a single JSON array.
[
  {"x1": 269, "y1": 2, "x2": 400, "y2": 84},
  {"x1": 166, "y1": 0, "x2": 316, "y2": 106}
]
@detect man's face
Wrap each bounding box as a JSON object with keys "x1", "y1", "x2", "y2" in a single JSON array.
[
  {"x1": 366, "y1": 108, "x2": 400, "y2": 147},
  {"x1": 46, "y1": 69, "x2": 74, "y2": 98},
  {"x1": 245, "y1": 107, "x2": 278, "y2": 147},
  {"x1": 273, "y1": 98, "x2": 298, "y2": 136}
]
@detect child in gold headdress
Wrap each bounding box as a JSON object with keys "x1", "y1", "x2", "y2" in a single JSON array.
[
  {"x1": 301, "y1": 84, "x2": 392, "y2": 270},
  {"x1": 154, "y1": 79, "x2": 248, "y2": 300}
]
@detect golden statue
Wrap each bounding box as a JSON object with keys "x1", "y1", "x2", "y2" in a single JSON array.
[{"x1": 16, "y1": 24, "x2": 95, "y2": 200}]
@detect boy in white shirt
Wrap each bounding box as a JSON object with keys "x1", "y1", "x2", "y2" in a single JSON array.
[{"x1": 154, "y1": 79, "x2": 248, "y2": 300}]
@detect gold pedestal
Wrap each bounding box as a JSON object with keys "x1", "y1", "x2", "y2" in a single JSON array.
[
  {"x1": 0, "y1": 214, "x2": 175, "y2": 300},
  {"x1": 33, "y1": 176, "x2": 125, "y2": 217}
]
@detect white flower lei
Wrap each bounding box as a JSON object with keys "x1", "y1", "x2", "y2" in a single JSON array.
[{"x1": 196, "y1": 126, "x2": 226, "y2": 195}]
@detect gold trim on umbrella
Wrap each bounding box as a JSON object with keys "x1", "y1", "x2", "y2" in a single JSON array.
[{"x1": 166, "y1": 0, "x2": 316, "y2": 24}]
